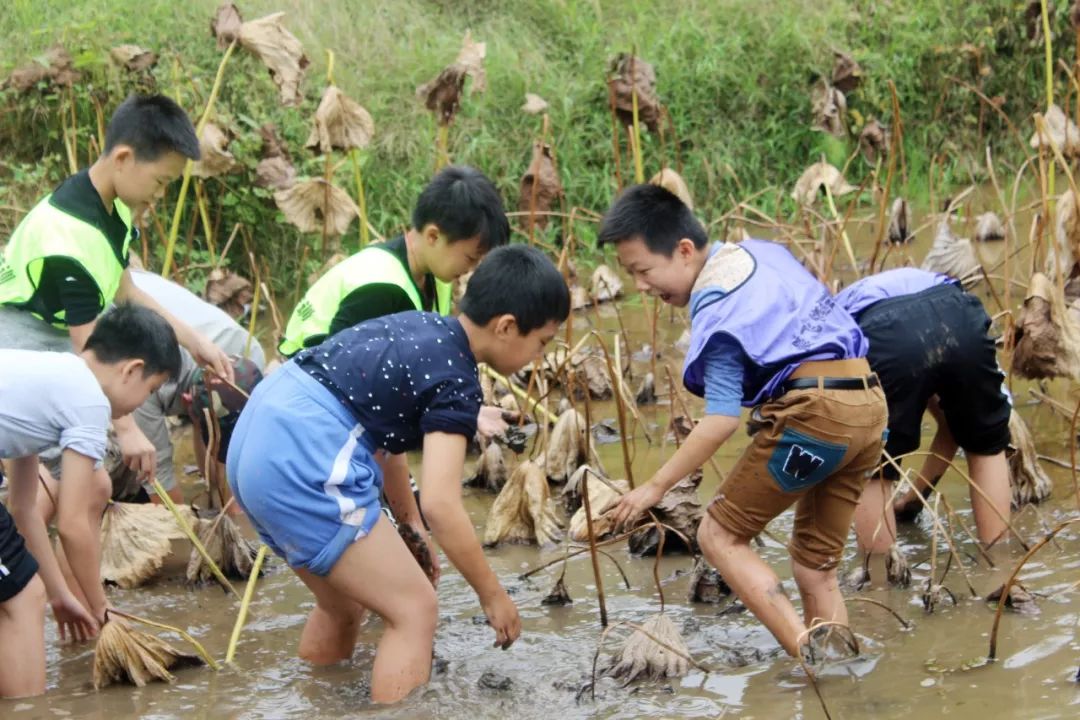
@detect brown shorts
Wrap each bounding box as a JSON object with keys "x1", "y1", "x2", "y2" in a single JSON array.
[{"x1": 707, "y1": 358, "x2": 888, "y2": 571}]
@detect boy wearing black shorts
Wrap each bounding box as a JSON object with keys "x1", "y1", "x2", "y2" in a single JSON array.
[{"x1": 835, "y1": 268, "x2": 1012, "y2": 556}]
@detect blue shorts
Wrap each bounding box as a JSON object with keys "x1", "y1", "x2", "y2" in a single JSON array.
[{"x1": 226, "y1": 362, "x2": 383, "y2": 576}]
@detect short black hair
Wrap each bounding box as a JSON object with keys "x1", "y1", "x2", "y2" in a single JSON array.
[
  {"x1": 597, "y1": 183, "x2": 708, "y2": 256},
  {"x1": 83, "y1": 303, "x2": 183, "y2": 380},
  {"x1": 461, "y1": 245, "x2": 569, "y2": 334},
  {"x1": 104, "y1": 94, "x2": 200, "y2": 162},
  {"x1": 412, "y1": 165, "x2": 510, "y2": 252}
]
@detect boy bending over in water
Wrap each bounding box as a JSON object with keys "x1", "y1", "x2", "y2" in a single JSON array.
[
  {"x1": 604, "y1": 185, "x2": 887, "y2": 660},
  {"x1": 227, "y1": 245, "x2": 569, "y2": 702}
]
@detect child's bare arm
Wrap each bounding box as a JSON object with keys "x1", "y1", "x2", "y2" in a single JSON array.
[
  {"x1": 6, "y1": 456, "x2": 99, "y2": 640},
  {"x1": 380, "y1": 452, "x2": 421, "y2": 527},
  {"x1": 611, "y1": 414, "x2": 740, "y2": 528},
  {"x1": 55, "y1": 450, "x2": 109, "y2": 623},
  {"x1": 419, "y1": 431, "x2": 520, "y2": 648}
]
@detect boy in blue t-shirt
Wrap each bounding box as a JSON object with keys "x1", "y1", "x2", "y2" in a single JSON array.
[{"x1": 226, "y1": 245, "x2": 569, "y2": 703}]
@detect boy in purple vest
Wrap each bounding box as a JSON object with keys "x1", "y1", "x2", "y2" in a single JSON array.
[
  {"x1": 835, "y1": 268, "x2": 1011, "y2": 560},
  {"x1": 604, "y1": 185, "x2": 887, "y2": 661}
]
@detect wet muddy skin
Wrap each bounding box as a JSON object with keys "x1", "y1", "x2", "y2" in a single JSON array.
[{"x1": 6, "y1": 211, "x2": 1080, "y2": 719}]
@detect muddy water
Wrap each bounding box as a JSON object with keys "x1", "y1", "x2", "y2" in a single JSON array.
[{"x1": 7, "y1": 208, "x2": 1080, "y2": 719}]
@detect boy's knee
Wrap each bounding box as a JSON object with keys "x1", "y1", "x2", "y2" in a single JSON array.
[{"x1": 697, "y1": 514, "x2": 740, "y2": 554}]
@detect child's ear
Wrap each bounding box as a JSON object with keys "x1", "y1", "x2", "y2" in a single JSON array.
[
  {"x1": 422, "y1": 223, "x2": 442, "y2": 246},
  {"x1": 110, "y1": 144, "x2": 135, "y2": 167},
  {"x1": 121, "y1": 358, "x2": 146, "y2": 381},
  {"x1": 676, "y1": 237, "x2": 696, "y2": 259},
  {"x1": 492, "y1": 313, "x2": 518, "y2": 338}
]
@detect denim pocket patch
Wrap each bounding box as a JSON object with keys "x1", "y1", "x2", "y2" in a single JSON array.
[{"x1": 767, "y1": 427, "x2": 848, "y2": 492}]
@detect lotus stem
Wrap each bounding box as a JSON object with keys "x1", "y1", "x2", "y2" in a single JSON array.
[
  {"x1": 244, "y1": 252, "x2": 261, "y2": 360},
  {"x1": 593, "y1": 332, "x2": 635, "y2": 488},
  {"x1": 106, "y1": 608, "x2": 220, "y2": 671},
  {"x1": 1042, "y1": 0, "x2": 1056, "y2": 203},
  {"x1": 435, "y1": 124, "x2": 450, "y2": 170},
  {"x1": 606, "y1": 77, "x2": 623, "y2": 191},
  {"x1": 351, "y1": 149, "x2": 369, "y2": 249},
  {"x1": 988, "y1": 518, "x2": 1080, "y2": 660},
  {"x1": 162, "y1": 39, "x2": 237, "y2": 278},
  {"x1": 195, "y1": 180, "x2": 216, "y2": 263},
  {"x1": 581, "y1": 473, "x2": 608, "y2": 628},
  {"x1": 822, "y1": 175, "x2": 860, "y2": 279},
  {"x1": 150, "y1": 477, "x2": 240, "y2": 600},
  {"x1": 480, "y1": 364, "x2": 557, "y2": 424},
  {"x1": 629, "y1": 54, "x2": 645, "y2": 184},
  {"x1": 225, "y1": 544, "x2": 269, "y2": 664}
]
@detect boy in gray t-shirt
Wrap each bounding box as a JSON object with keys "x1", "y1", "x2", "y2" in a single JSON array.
[{"x1": 0, "y1": 304, "x2": 180, "y2": 698}]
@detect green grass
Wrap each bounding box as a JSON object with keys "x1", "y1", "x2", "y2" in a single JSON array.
[{"x1": 0, "y1": 0, "x2": 1066, "y2": 294}]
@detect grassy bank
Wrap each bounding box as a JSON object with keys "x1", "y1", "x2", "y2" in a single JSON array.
[{"x1": 0, "y1": 0, "x2": 1067, "y2": 295}]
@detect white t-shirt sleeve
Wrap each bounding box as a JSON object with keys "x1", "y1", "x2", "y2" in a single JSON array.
[{"x1": 57, "y1": 403, "x2": 110, "y2": 465}]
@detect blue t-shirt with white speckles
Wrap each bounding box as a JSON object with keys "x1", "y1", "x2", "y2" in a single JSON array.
[{"x1": 294, "y1": 311, "x2": 481, "y2": 454}]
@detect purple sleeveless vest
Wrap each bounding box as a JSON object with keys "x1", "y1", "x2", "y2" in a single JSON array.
[
  {"x1": 835, "y1": 267, "x2": 955, "y2": 317},
  {"x1": 683, "y1": 239, "x2": 868, "y2": 406}
]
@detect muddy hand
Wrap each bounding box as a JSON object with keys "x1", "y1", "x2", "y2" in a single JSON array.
[
  {"x1": 477, "y1": 405, "x2": 510, "y2": 440},
  {"x1": 609, "y1": 481, "x2": 664, "y2": 531},
  {"x1": 481, "y1": 588, "x2": 521, "y2": 650},
  {"x1": 190, "y1": 334, "x2": 234, "y2": 384},
  {"x1": 51, "y1": 590, "x2": 100, "y2": 643},
  {"x1": 116, "y1": 422, "x2": 157, "y2": 481}
]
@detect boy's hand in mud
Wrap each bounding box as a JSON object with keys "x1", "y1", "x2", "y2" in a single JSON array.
[
  {"x1": 480, "y1": 587, "x2": 521, "y2": 650},
  {"x1": 477, "y1": 406, "x2": 512, "y2": 439},
  {"x1": 609, "y1": 481, "x2": 665, "y2": 530}
]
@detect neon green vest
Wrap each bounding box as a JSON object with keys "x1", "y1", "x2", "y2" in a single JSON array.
[
  {"x1": 0, "y1": 194, "x2": 132, "y2": 329},
  {"x1": 279, "y1": 245, "x2": 453, "y2": 356}
]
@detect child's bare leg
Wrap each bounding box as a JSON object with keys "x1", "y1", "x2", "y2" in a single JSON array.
[
  {"x1": 0, "y1": 574, "x2": 47, "y2": 698},
  {"x1": 967, "y1": 451, "x2": 1010, "y2": 545},
  {"x1": 853, "y1": 478, "x2": 896, "y2": 554},
  {"x1": 698, "y1": 514, "x2": 806, "y2": 656},
  {"x1": 792, "y1": 562, "x2": 846, "y2": 628},
  {"x1": 294, "y1": 515, "x2": 437, "y2": 703}
]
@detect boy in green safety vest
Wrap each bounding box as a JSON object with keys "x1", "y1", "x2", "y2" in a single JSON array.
[
  {"x1": 0, "y1": 94, "x2": 235, "y2": 484},
  {"x1": 279, "y1": 164, "x2": 509, "y2": 356}
]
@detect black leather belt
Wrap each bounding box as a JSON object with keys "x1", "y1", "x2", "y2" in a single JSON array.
[{"x1": 780, "y1": 374, "x2": 880, "y2": 395}]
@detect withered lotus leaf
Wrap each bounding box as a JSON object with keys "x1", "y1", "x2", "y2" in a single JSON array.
[
  {"x1": 305, "y1": 85, "x2": 375, "y2": 154},
  {"x1": 274, "y1": 179, "x2": 360, "y2": 236},
  {"x1": 238, "y1": 12, "x2": 309, "y2": 107}
]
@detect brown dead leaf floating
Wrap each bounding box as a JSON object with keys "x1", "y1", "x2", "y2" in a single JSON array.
[
  {"x1": 186, "y1": 510, "x2": 260, "y2": 584},
  {"x1": 974, "y1": 212, "x2": 1005, "y2": 242},
  {"x1": 100, "y1": 502, "x2": 193, "y2": 589},
  {"x1": 519, "y1": 142, "x2": 563, "y2": 230},
  {"x1": 203, "y1": 268, "x2": 253, "y2": 319},
  {"x1": 1011, "y1": 272, "x2": 1080, "y2": 381},
  {"x1": 591, "y1": 264, "x2": 624, "y2": 302},
  {"x1": 650, "y1": 168, "x2": 693, "y2": 209},
  {"x1": 255, "y1": 123, "x2": 296, "y2": 190},
  {"x1": 568, "y1": 476, "x2": 628, "y2": 542},
  {"x1": 236, "y1": 11, "x2": 309, "y2": 107},
  {"x1": 1030, "y1": 104, "x2": 1080, "y2": 159},
  {"x1": 93, "y1": 620, "x2": 204, "y2": 689},
  {"x1": 628, "y1": 470, "x2": 703, "y2": 555},
  {"x1": 110, "y1": 45, "x2": 158, "y2": 72},
  {"x1": 417, "y1": 31, "x2": 486, "y2": 126},
  {"x1": 1049, "y1": 189, "x2": 1080, "y2": 276},
  {"x1": 191, "y1": 122, "x2": 239, "y2": 178},
  {"x1": 544, "y1": 409, "x2": 589, "y2": 484},
  {"x1": 1007, "y1": 409, "x2": 1053, "y2": 507},
  {"x1": 791, "y1": 161, "x2": 856, "y2": 205},
  {"x1": 887, "y1": 197, "x2": 913, "y2": 244},
  {"x1": 469, "y1": 439, "x2": 509, "y2": 493},
  {"x1": 921, "y1": 217, "x2": 979, "y2": 280},
  {"x1": 274, "y1": 179, "x2": 360, "y2": 236},
  {"x1": 306, "y1": 85, "x2": 375, "y2": 154},
  {"x1": 483, "y1": 461, "x2": 562, "y2": 546},
  {"x1": 609, "y1": 53, "x2": 662, "y2": 133},
  {"x1": 604, "y1": 613, "x2": 691, "y2": 682}
]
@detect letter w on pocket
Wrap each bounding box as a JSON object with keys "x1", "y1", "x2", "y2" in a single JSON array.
[{"x1": 766, "y1": 428, "x2": 848, "y2": 492}]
